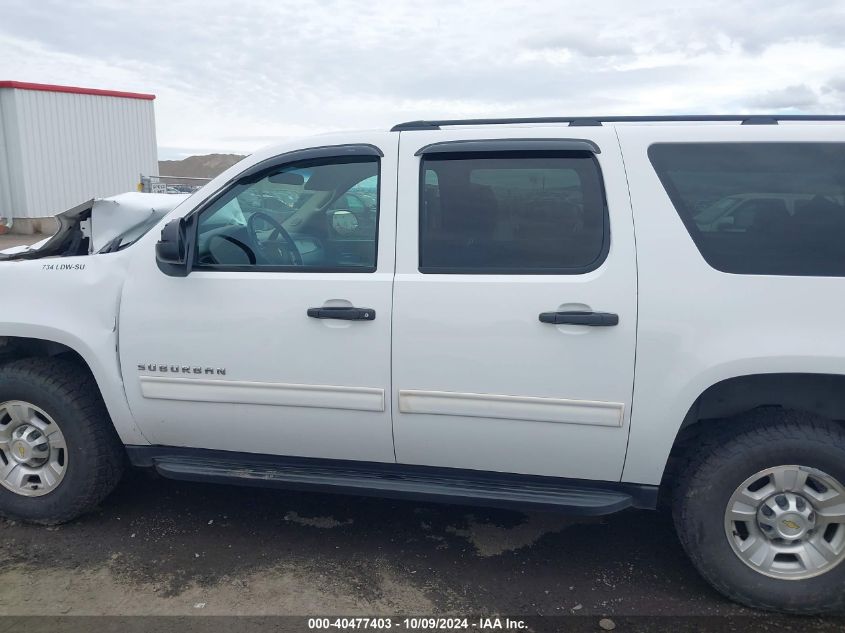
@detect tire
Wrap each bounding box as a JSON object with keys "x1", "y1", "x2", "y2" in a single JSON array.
[
  {"x1": 673, "y1": 409, "x2": 845, "y2": 614},
  {"x1": 0, "y1": 356, "x2": 125, "y2": 524}
]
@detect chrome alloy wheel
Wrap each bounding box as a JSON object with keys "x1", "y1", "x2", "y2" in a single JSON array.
[
  {"x1": 725, "y1": 465, "x2": 845, "y2": 579},
  {"x1": 0, "y1": 401, "x2": 67, "y2": 497}
]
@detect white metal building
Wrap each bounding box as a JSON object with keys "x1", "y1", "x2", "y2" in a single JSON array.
[{"x1": 0, "y1": 81, "x2": 158, "y2": 232}]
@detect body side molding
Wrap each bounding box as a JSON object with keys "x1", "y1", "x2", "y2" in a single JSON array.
[
  {"x1": 139, "y1": 376, "x2": 385, "y2": 412},
  {"x1": 398, "y1": 389, "x2": 624, "y2": 427}
]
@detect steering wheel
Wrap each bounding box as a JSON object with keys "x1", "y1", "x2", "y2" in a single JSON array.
[{"x1": 246, "y1": 211, "x2": 303, "y2": 265}]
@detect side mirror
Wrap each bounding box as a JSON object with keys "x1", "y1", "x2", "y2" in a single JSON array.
[{"x1": 155, "y1": 218, "x2": 189, "y2": 276}]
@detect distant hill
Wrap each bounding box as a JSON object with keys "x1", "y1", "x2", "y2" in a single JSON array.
[{"x1": 158, "y1": 153, "x2": 246, "y2": 179}]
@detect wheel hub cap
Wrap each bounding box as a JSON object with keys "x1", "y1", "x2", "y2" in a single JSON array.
[
  {"x1": 757, "y1": 492, "x2": 816, "y2": 541},
  {"x1": 725, "y1": 465, "x2": 845, "y2": 580},
  {"x1": 10, "y1": 424, "x2": 49, "y2": 466},
  {"x1": 0, "y1": 401, "x2": 67, "y2": 497}
]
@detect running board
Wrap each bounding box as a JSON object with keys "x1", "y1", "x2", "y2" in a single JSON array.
[{"x1": 127, "y1": 446, "x2": 657, "y2": 515}]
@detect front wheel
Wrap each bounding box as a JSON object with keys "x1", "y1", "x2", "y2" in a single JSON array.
[
  {"x1": 0, "y1": 357, "x2": 125, "y2": 524},
  {"x1": 673, "y1": 411, "x2": 845, "y2": 614}
]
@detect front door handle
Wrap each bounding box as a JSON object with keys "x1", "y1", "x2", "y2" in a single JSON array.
[
  {"x1": 539, "y1": 311, "x2": 619, "y2": 326},
  {"x1": 307, "y1": 306, "x2": 376, "y2": 321}
]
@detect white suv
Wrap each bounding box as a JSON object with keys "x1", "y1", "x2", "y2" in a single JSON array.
[{"x1": 2, "y1": 114, "x2": 845, "y2": 614}]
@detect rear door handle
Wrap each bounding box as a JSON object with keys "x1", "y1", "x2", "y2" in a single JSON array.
[
  {"x1": 539, "y1": 311, "x2": 619, "y2": 326},
  {"x1": 307, "y1": 306, "x2": 376, "y2": 321}
]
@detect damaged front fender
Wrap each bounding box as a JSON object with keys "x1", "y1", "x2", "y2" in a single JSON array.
[{"x1": 0, "y1": 192, "x2": 189, "y2": 261}]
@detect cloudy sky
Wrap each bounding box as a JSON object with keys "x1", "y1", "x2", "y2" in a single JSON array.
[{"x1": 1, "y1": 0, "x2": 844, "y2": 159}]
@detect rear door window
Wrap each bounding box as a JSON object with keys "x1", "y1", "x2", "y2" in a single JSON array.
[
  {"x1": 649, "y1": 143, "x2": 845, "y2": 276},
  {"x1": 419, "y1": 152, "x2": 608, "y2": 274}
]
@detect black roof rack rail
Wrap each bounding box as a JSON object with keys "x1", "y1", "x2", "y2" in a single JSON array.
[{"x1": 391, "y1": 114, "x2": 845, "y2": 131}]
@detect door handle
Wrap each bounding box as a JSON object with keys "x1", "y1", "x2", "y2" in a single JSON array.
[
  {"x1": 539, "y1": 311, "x2": 619, "y2": 326},
  {"x1": 307, "y1": 306, "x2": 376, "y2": 321}
]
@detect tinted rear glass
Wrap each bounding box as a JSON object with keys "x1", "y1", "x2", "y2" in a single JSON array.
[
  {"x1": 649, "y1": 143, "x2": 845, "y2": 276},
  {"x1": 420, "y1": 152, "x2": 607, "y2": 274}
]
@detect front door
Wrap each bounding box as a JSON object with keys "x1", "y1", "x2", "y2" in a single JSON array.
[
  {"x1": 391, "y1": 128, "x2": 637, "y2": 481},
  {"x1": 119, "y1": 135, "x2": 398, "y2": 462}
]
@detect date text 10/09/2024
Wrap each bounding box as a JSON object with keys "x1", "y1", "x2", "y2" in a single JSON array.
[{"x1": 307, "y1": 618, "x2": 528, "y2": 630}]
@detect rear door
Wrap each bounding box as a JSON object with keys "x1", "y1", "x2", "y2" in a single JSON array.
[{"x1": 391, "y1": 127, "x2": 637, "y2": 480}]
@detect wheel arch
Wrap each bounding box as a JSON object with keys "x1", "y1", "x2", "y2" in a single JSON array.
[
  {"x1": 685, "y1": 373, "x2": 845, "y2": 425},
  {"x1": 0, "y1": 327, "x2": 145, "y2": 445},
  {"x1": 659, "y1": 372, "x2": 845, "y2": 501}
]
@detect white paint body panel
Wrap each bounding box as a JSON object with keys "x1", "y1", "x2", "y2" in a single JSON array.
[
  {"x1": 0, "y1": 193, "x2": 199, "y2": 446},
  {"x1": 0, "y1": 250, "x2": 145, "y2": 445},
  {"x1": 391, "y1": 127, "x2": 638, "y2": 480},
  {"x1": 0, "y1": 87, "x2": 157, "y2": 219},
  {"x1": 0, "y1": 237, "x2": 50, "y2": 255},
  {"x1": 117, "y1": 132, "x2": 399, "y2": 462},
  {"x1": 617, "y1": 123, "x2": 845, "y2": 484},
  {"x1": 0, "y1": 193, "x2": 188, "y2": 257},
  {"x1": 2, "y1": 124, "x2": 845, "y2": 490},
  {"x1": 89, "y1": 192, "x2": 190, "y2": 252}
]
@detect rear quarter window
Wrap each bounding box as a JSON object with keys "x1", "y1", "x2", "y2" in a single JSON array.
[{"x1": 648, "y1": 143, "x2": 845, "y2": 276}]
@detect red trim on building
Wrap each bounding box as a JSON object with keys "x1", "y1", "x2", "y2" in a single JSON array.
[{"x1": 0, "y1": 81, "x2": 155, "y2": 100}]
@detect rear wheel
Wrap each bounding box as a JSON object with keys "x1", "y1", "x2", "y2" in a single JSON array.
[
  {"x1": 0, "y1": 357, "x2": 125, "y2": 524},
  {"x1": 673, "y1": 411, "x2": 845, "y2": 614},
  {"x1": 724, "y1": 464, "x2": 845, "y2": 581}
]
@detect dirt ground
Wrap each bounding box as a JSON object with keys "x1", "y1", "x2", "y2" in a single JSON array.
[{"x1": 0, "y1": 471, "x2": 841, "y2": 631}]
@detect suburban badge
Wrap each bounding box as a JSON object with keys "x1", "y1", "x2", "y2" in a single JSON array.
[{"x1": 138, "y1": 363, "x2": 226, "y2": 376}]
